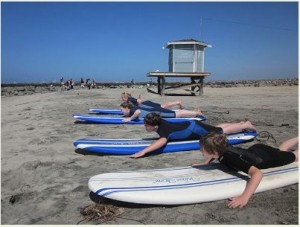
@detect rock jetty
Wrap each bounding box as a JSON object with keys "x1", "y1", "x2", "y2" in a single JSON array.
[{"x1": 1, "y1": 78, "x2": 298, "y2": 97}]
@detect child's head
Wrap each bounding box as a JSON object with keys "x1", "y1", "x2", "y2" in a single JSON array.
[
  {"x1": 200, "y1": 132, "x2": 228, "y2": 159},
  {"x1": 120, "y1": 101, "x2": 134, "y2": 109},
  {"x1": 120, "y1": 102, "x2": 134, "y2": 116},
  {"x1": 143, "y1": 113, "x2": 162, "y2": 132},
  {"x1": 121, "y1": 92, "x2": 131, "y2": 101},
  {"x1": 144, "y1": 112, "x2": 162, "y2": 126}
]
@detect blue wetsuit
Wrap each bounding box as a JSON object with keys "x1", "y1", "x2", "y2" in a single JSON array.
[{"x1": 156, "y1": 119, "x2": 223, "y2": 141}]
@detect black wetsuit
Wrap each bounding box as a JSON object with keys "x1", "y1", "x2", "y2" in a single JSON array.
[
  {"x1": 218, "y1": 144, "x2": 296, "y2": 173},
  {"x1": 129, "y1": 107, "x2": 175, "y2": 118},
  {"x1": 156, "y1": 119, "x2": 223, "y2": 141},
  {"x1": 127, "y1": 97, "x2": 161, "y2": 109},
  {"x1": 127, "y1": 97, "x2": 139, "y2": 106}
]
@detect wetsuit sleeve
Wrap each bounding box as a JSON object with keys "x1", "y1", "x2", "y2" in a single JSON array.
[{"x1": 129, "y1": 107, "x2": 138, "y2": 117}]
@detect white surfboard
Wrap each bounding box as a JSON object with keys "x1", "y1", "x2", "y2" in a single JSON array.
[{"x1": 88, "y1": 162, "x2": 298, "y2": 205}]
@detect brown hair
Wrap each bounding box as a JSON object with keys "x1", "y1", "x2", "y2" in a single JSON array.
[
  {"x1": 200, "y1": 132, "x2": 228, "y2": 155},
  {"x1": 120, "y1": 101, "x2": 134, "y2": 109},
  {"x1": 144, "y1": 112, "x2": 162, "y2": 126}
]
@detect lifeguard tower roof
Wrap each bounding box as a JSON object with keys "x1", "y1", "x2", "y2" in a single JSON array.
[
  {"x1": 165, "y1": 38, "x2": 211, "y2": 73},
  {"x1": 166, "y1": 39, "x2": 212, "y2": 48}
]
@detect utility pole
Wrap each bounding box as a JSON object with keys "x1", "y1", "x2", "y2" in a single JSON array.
[{"x1": 200, "y1": 17, "x2": 203, "y2": 41}]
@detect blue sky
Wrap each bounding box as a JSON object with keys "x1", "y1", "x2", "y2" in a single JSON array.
[{"x1": 1, "y1": 1, "x2": 298, "y2": 83}]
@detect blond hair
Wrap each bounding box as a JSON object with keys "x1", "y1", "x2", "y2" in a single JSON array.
[{"x1": 121, "y1": 92, "x2": 131, "y2": 98}]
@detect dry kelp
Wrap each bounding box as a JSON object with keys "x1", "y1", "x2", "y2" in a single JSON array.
[
  {"x1": 78, "y1": 203, "x2": 124, "y2": 224},
  {"x1": 256, "y1": 131, "x2": 277, "y2": 143}
]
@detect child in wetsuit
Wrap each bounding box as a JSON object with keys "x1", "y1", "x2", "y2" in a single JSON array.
[
  {"x1": 121, "y1": 92, "x2": 185, "y2": 109},
  {"x1": 120, "y1": 102, "x2": 203, "y2": 122},
  {"x1": 199, "y1": 132, "x2": 298, "y2": 209},
  {"x1": 130, "y1": 112, "x2": 256, "y2": 158}
]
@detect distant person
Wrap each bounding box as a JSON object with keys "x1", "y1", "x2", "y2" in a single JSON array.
[
  {"x1": 60, "y1": 77, "x2": 66, "y2": 91},
  {"x1": 121, "y1": 92, "x2": 185, "y2": 110},
  {"x1": 86, "y1": 79, "x2": 91, "y2": 89},
  {"x1": 70, "y1": 79, "x2": 74, "y2": 89},
  {"x1": 92, "y1": 80, "x2": 97, "y2": 88},
  {"x1": 80, "y1": 78, "x2": 85, "y2": 88},
  {"x1": 198, "y1": 132, "x2": 298, "y2": 208},
  {"x1": 127, "y1": 79, "x2": 135, "y2": 88},
  {"x1": 129, "y1": 112, "x2": 257, "y2": 158},
  {"x1": 66, "y1": 80, "x2": 70, "y2": 90}
]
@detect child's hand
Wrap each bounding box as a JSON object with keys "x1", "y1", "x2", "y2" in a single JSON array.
[
  {"x1": 130, "y1": 151, "x2": 146, "y2": 158},
  {"x1": 192, "y1": 163, "x2": 201, "y2": 167},
  {"x1": 204, "y1": 158, "x2": 214, "y2": 164},
  {"x1": 122, "y1": 118, "x2": 131, "y2": 123},
  {"x1": 228, "y1": 195, "x2": 249, "y2": 208}
]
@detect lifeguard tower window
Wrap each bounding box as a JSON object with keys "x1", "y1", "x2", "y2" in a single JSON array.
[{"x1": 169, "y1": 44, "x2": 205, "y2": 73}]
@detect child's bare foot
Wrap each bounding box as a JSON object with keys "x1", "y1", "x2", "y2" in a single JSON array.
[
  {"x1": 178, "y1": 101, "x2": 184, "y2": 109},
  {"x1": 244, "y1": 120, "x2": 257, "y2": 131}
]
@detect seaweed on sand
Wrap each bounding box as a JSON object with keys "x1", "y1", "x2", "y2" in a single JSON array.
[{"x1": 78, "y1": 203, "x2": 124, "y2": 224}]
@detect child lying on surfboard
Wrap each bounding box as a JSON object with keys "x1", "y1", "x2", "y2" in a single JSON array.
[
  {"x1": 121, "y1": 92, "x2": 185, "y2": 110},
  {"x1": 120, "y1": 102, "x2": 203, "y2": 123},
  {"x1": 198, "y1": 133, "x2": 298, "y2": 209},
  {"x1": 129, "y1": 112, "x2": 257, "y2": 158}
]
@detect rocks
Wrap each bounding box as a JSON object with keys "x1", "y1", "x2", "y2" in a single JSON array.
[
  {"x1": 1, "y1": 84, "x2": 60, "y2": 97},
  {"x1": 205, "y1": 79, "x2": 298, "y2": 88},
  {"x1": 1, "y1": 78, "x2": 298, "y2": 97}
]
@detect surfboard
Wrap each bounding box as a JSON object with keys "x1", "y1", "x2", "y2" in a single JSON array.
[
  {"x1": 73, "y1": 114, "x2": 206, "y2": 125},
  {"x1": 74, "y1": 131, "x2": 257, "y2": 155},
  {"x1": 89, "y1": 108, "x2": 123, "y2": 115},
  {"x1": 88, "y1": 162, "x2": 298, "y2": 205}
]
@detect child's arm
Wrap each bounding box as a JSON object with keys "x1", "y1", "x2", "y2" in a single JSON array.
[
  {"x1": 130, "y1": 137, "x2": 168, "y2": 158},
  {"x1": 192, "y1": 158, "x2": 215, "y2": 166},
  {"x1": 279, "y1": 136, "x2": 298, "y2": 151},
  {"x1": 228, "y1": 166, "x2": 263, "y2": 208},
  {"x1": 122, "y1": 109, "x2": 141, "y2": 122}
]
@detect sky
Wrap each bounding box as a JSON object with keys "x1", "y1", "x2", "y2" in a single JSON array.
[{"x1": 1, "y1": 1, "x2": 298, "y2": 83}]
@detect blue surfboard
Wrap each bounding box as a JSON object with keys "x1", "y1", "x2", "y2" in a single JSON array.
[
  {"x1": 73, "y1": 114, "x2": 206, "y2": 124},
  {"x1": 74, "y1": 131, "x2": 257, "y2": 155}
]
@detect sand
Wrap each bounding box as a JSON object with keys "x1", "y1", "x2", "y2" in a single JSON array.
[{"x1": 1, "y1": 85, "x2": 298, "y2": 224}]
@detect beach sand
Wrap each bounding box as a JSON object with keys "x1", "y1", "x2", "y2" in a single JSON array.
[{"x1": 1, "y1": 85, "x2": 298, "y2": 224}]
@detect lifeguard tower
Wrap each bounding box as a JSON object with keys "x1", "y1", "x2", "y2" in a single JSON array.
[{"x1": 147, "y1": 39, "x2": 211, "y2": 96}]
